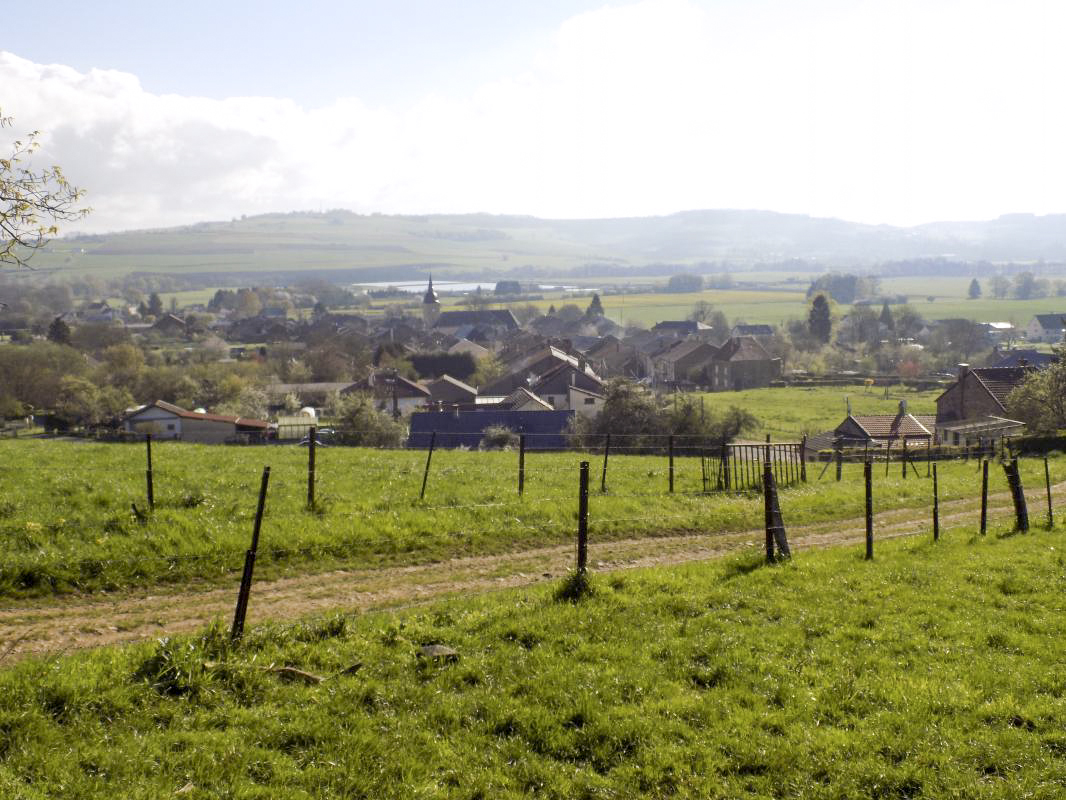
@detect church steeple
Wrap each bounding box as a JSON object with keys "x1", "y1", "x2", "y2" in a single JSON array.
[
  {"x1": 422, "y1": 274, "x2": 441, "y2": 327},
  {"x1": 423, "y1": 274, "x2": 439, "y2": 305}
]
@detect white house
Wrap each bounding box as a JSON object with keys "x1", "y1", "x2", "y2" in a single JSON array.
[
  {"x1": 1025, "y1": 313, "x2": 1066, "y2": 343},
  {"x1": 123, "y1": 401, "x2": 268, "y2": 443}
]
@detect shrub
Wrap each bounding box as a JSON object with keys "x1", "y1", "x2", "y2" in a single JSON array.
[{"x1": 481, "y1": 425, "x2": 519, "y2": 450}]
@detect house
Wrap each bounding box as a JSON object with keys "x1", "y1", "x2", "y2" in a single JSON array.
[
  {"x1": 433, "y1": 310, "x2": 520, "y2": 337},
  {"x1": 713, "y1": 336, "x2": 781, "y2": 390},
  {"x1": 123, "y1": 401, "x2": 268, "y2": 443},
  {"x1": 730, "y1": 323, "x2": 774, "y2": 340},
  {"x1": 447, "y1": 338, "x2": 491, "y2": 360},
  {"x1": 584, "y1": 336, "x2": 642, "y2": 379},
  {"x1": 649, "y1": 339, "x2": 719, "y2": 384},
  {"x1": 988, "y1": 349, "x2": 1058, "y2": 370},
  {"x1": 151, "y1": 314, "x2": 187, "y2": 338},
  {"x1": 1025, "y1": 313, "x2": 1066, "y2": 343},
  {"x1": 349, "y1": 371, "x2": 432, "y2": 416},
  {"x1": 935, "y1": 364, "x2": 1033, "y2": 423},
  {"x1": 833, "y1": 404, "x2": 936, "y2": 448},
  {"x1": 651, "y1": 320, "x2": 713, "y2": 338},
  {"x1": 527, "y1": 362, "x2": 605, "y2": 412},
  {"x1": 425, "y1": 374, "x2": 478, "y2": 405},
  {"x1": 475, "y1": 387, "x2": 555, "y2": 412}
]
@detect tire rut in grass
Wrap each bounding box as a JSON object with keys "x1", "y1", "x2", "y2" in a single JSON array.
[{"x1": 1, "y1": 480, "x2": 1062, "y2": 663}]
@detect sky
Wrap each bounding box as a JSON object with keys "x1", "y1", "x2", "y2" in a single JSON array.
[{"x1": 3, "y1": 0, "x2": 1065, "y2": 233}]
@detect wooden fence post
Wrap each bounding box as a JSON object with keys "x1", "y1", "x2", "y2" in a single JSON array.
[
  {"x1": 420, "y1": 431, "x2": 436, "y2": 500},
  {"x1": 980, "y1": 459, "x2": 989, "y2": 535},
  {"x1": 835, "y1": 446, "x2": 843, "y2": 482},
  {"x1": 145, "y1": 433, "x2": 154, "y2": 510},
  {"x1": 932, "y1": 463, "x2": 940, "y2": 541},
  {"x1": 577, "y1": 461, "x2": 589, "y2": 573},
  {"x1": 865, "y1": 460, "x2": 873, "y2": 560},
  {"x1": 800, "y1": 435, "x2": 807, "y2": 482},
  {"x1": 307, "y1": 425, "x2": 316, "y2": 509},
  {"x1": 901, "y1": 439, "x2": 908, "y2": 480},
  {"x1": 600, "y1": 434, "x2": 611, "y2": 494},
  {"x1": 518, "y1": 434, "x2": 526, "y2": 496},
  {"x1": 1045, "y1": 456, "x2": 1054, "y2": 529},
  {"x1": 762, "y1": 457, "x2": 791, "y2": 561},
  {"x1": 1004, "y1": 458, "x2": 1029, "y2": 532},
  {"x1": 231, "y1": 466, "x2": 271, "y2": 642},
  {"x1": 668, "y1": 434, "x2": 675, "y2": 493}
]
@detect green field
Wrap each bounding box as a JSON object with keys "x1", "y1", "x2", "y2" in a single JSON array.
[
  {"x1": 0, "y1": 436, "x2": 1057, "y2": 599},
  {"x1": 699, "y1": 384, "x2": 943, "y2": 440},
  {"x1": 1, "y1": 521, "x2": 1064, "y2": 797}
]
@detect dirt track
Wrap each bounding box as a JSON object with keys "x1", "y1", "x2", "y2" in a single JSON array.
[{"x1": 1, "y1": 481, "x2": 1061, "y2": 663}]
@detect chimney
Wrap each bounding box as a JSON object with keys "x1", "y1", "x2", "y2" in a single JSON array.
[
  {"x1": 899, "y1": 399, "x2": 907, "y2": 416},
  {"x1": 957, "y1": 363, "x2": 970, "y2": 380}
]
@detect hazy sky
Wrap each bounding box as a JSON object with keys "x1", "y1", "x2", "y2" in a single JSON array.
[{"x1": 3, "y1": 0, "x2": 1064, "y2": 233}]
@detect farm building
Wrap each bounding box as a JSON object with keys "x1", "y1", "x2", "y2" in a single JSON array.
[
  {"x1": 123, "y1": 401, "x2": 268, "y2": 443},
  {"x1": 833, "y1": 404, "x2": 936, "y2": 449},
  {"x1": 935, "y1": 364, "x2": 1032, "y2": 423}
]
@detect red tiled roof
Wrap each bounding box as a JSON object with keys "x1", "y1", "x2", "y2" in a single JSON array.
[
  {"x1": 131, "y1": 400, "x2": 268, "y2": 429},
  {"x1": 845, "y1": 413, "x2": 936, "y2": 438}
]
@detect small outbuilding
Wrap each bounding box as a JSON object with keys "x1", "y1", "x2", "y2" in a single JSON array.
[{"x1": 123, "y1": 401, "x2": 268, "y2": 443}]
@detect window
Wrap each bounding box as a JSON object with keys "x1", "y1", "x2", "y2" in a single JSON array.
[
  {"x1": 167, "y1": 424, "x2": 175, "y2": 431},
  {"x1": 584, "y1": 397, "x2": 596, "y2": 405}
]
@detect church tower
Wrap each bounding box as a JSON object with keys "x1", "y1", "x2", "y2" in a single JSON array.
[{"x1": 422, "y1": 274, "x2": 441, "y2": 328}]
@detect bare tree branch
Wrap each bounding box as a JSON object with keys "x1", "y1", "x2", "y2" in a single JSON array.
[{"x1": 1, "y1": 109, "x2": 90, "y2": 269}]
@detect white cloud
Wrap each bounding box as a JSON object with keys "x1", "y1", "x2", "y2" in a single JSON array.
[{"x1": 3, "y1": 0, "x2": 1066, "y2": 232}]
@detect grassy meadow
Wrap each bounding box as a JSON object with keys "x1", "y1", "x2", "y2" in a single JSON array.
[
  {"x1": 1, "y1": 524, "x2": 1065, "y2": 797},
  {"x1": 698, "y1": 384, "x2": 942, "y2": 440},
  {"x1": 0, "y1": 436, "x2": 1058, "y2": 598}
]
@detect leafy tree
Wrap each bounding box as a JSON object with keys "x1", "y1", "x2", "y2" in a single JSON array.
[
  {"x1": 666, "y1": 274, "x2": 703, "y2": 293},
  {"x1": 806, "y1": 273, "x2": 880, "y2": 305},
  {"x1": 1013, "y1": 271, "x2": 1049, "y2": 300},
  {"x1": 215, "y1": 387, "x2": 268, "y2": 420},
  {"x1": 1, "y1": 109, "x2": 89, "y2": 268},
  {"x1": 547, "y1": 304, "x2": 557, "y2": 316},
  {"x1": 147, "y1": 292, "x2": 164, "y2": 318},
  {"x1": 334, "y1": 393, "x2": 406, "y2": 447},
  {"x1": 509, "y1": 303, "x2": 541, "y2": 325},
  {"x1": 571, "y1": 380, "x2": 761, "y2": 452},
  {"x1": 46, "y1": 316, "x2": 71, "y2": 346},
  {"x1": 808, "y1": 294, "x2": 832, "y2": 344},
  {"x1": 586, "y1": 293, "x2": 604, "y2": 317},
  {"x1": 989, "y1": 275, "x2": 1010, "y2": 299},
  {"x1": 494, "y1": 280, "x2": 522, "y2": 295},
  {"x1": 1005, "y1": 348, "x2": 1066, "y2": 434},
  {"x1": 879, "y1": 302, "x2": 895, "y2": 330},
  {"x1": 556, "y1": 304, "x2": 584, "y2": 324},
  {"x1": 968, "y1": 278, "x2": 982, "y2": 299}
]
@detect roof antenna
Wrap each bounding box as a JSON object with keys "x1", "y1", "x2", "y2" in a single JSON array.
[{"x1": 846, "y1": 396, "x2": 851, "y2": 416}]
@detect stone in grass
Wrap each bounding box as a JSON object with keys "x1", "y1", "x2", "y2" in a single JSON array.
[{"x1": 419, "y1": 644, "x2": 459, "y2": 664}]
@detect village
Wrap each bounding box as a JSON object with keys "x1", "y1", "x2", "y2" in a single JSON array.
[{"x1": 2, "y1": 275, "x2": 1062, "y2": 454}]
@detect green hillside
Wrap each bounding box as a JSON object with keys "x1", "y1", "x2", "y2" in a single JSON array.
[{"x1": 23, "y1": 209, "x2": 1066, "y2": 284}]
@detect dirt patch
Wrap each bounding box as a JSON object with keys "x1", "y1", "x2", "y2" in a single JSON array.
[{"x1": 0, "y1": 481, "x2": 1061, "y2": 663}]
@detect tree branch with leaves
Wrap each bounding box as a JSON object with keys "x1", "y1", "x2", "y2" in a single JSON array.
[{"x1": 1, "y1": 109, "x2": 89, "y2": 269}]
